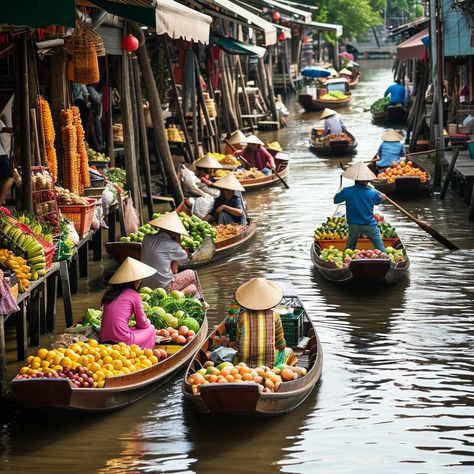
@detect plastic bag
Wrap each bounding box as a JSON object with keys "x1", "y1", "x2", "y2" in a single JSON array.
[
  {"x1": 66, "y1": 219, "x2": 80, "y2": 245},
  {"x1": 210, "y1": 346, "x2": 237, "y2": 364},
  {"x1": 123, "y1": 197, "x2": 139, "y2": 235}
]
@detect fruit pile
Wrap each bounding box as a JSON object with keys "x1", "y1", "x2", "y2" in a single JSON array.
[
  {"x1": 319, "y1": 246, "x2": 406, "y2": 268},
  {"x1": 324, "y1": 133, "x2": 351, "y2": 144},
  {"x1": 55, "y1": 186, "x2": 88, "y2": 205},
  {"x1": 234, "y1": 168, "x2": 264, "y2": 180},
  {"x1": 156, "y1": 326, "x2": 196, "y2": 345},
  {"x1": 215, "y1": 224, "x2": 246, "y2": 243},
  {"x1": 15, "y1": 214, "x2": 53, "y2": 243},
  {"x1": 87, "y1": 148, "x2": 110, "y2": 162},
  {"x1": 314, "y1": 216, "x2": 398, "y2": 240},
  {"x1": 119, "y1": 222, "x2": 158, "y2": 243},
  {"x1": 377, "y1": 161, "x2": 428, "y2": 184},
  {"x1": 15, "y1": 340, "x2": 170, "y2": 388},
  {"x1": 166, "y1": 126, "x2": 185, "y2": 143},
  {"x1": 187, "y1": 362, "x2": 306, "y2": 395},
  {"x1": 214, "y1": 169, "x2": 231, "y2": 178},
  {"x1": 370, "y1": 96, "x2": 390, "y2": 113},
  {"x1": 0, "y1": 249, "x2": 31, "y2": 292},
  {"x1": 199, "y1": 153, "x2": 240, "y2": 166},
  {"x1": 321, "y1": 90, "x2": 348, "y2": 100}
]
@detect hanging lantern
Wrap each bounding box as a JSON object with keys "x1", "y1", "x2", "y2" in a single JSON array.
[
  {"x1": 279, "y1": 32, "x2": 286, "y2": 42},
  {"x1": 121, "y1": 34, "x2": 139, "y2": 54},
  {"x1": 272, "y1": 11, "x2": 280, "y2": 22}
]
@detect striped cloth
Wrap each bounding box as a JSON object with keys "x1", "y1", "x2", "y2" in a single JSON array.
[{"x1": 234, "y1": 310, "x2": 286, "y2": 367}]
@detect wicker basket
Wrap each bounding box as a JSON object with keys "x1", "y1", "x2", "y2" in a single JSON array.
[{"x1": 59, "y1": 198, "x2": 97, "y2": 239}]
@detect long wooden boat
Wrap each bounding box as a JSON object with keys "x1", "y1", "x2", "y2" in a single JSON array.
[
  {"x1": 311, "y1": 238, "x2": 409, "y2": 283},
  {"x1": 299, "y1": 94, "x2": 352, "y2": 112},
  {"x1": 11, "y1": 317, "x2": 209, "y2": 412},
  {"x1": 309, "y1": 129, "x2": 358, "y2": 156},
  {"x1": 182, "y1": 278, "x2": 323, "y2": 416},
  {"x1": 371, "y1": 104, "x2": 407, "y2": 125},
  {"x1": 105, "y1": 220, "x2": 257, "y2": 268},
  {"x1": 368, "y1": 158, "x2": 432, "y2": 195},
  {"x1": 237, "y1": 152, "x2": 290, "y2": 192}
]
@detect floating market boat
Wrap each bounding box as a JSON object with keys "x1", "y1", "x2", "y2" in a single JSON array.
[
  {"x1": 309, "y1": 127, "x2": 357, "y2": 156},
  {"x1": 11, "y1": 312, "x2": 209, "y2": 412},
  {"x1": 182, "y1": 278, "x2": 323, "y2": 416},
  {"x1": 370, "y1": 98, "x2": 407, "y2": 125},
  {"x1": 310, "y1": 238, "x2": 410, "y2": 283},
  {"x1": 348, "y1": 75, "x2": 360, "y2": 88},
  {"x1": 299, "y1": 79, "x2": 352, "y2": 112},
  {"x1": 367, "y1": 158, "x2": 432, "y2": 195}
]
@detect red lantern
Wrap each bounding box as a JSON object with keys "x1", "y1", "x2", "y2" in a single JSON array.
[
  {"x1": 272, "y1": 11, "x2": 280, "y2": 22},
  {"x1": 279, "y1": 32, "x2": 286, "y2": 42},
  {"x1": 121, "y1": 34, "x2": 139, "y2": 54}
]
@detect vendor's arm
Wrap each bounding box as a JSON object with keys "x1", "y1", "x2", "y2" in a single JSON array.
[
  {"x1": 274, "y1": 314, "x2": 287, "y2": 351},
  {"x1": 323, "y1": 120, "x2": 330, "y2": 135},
  {"x1": 215, "y1": 194, "x2": 244, "y2": 217},
  {"x1": 132, "y1": 291, "x2": 151, "y2": 329},
  {"x1": 384, "y1": 85, "x2": 391, "y2": 97},
  {"x1": 169, "y1": 240, "x2": 189, "y2": 263},
  {"x1": 261, "y1": 148, "x2": 276, "y2": 169},
  {"x1": 334, "y1": 188, "x2": 346, "y2": 204}
]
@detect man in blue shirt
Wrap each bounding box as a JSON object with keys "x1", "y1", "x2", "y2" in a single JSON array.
[
  {"x1": 334, "y1": 161, "x2": 386, "y2": 251},
  {"x1": 376, "y1": 129, "x2": 405, "y2": 170},
  {"x1": 384, "y1": 80, "x2": 406, "y2": 106}
]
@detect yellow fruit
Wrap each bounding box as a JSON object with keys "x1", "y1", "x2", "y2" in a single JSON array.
[
  {"x1": 141, "y1": 359, "x2": 152, "y2": 368},
  {"x1": 53, "y1": 355, "x2": 63, "y2": 365},
  {"x1": 97, "y1": 380, "x2": 105, "y2": 388},
  {"x1": 40, "y1": 361, "x2": 50, "y2": 369},
  {"x1": 121, "y1": 367, "x2": 130, "y2": 375},
  {"x1": 45, "y1": 351, "x2": 55, "y2": 362},
  {"x1": 88, "y1": 339, "x2": 99, "y2": 348},
  {"x1": 26, "y1": 368, "x2": 37, "y2": 375},
  {"x1": 37, "y1": 348, "x2": 48, "y2": 360},
  {"x1": 149, "y1": 355, "x2": 158, "y2": 364},
  {"x1": 19, "y1": 367, "x2": 29, "y2": 375},
  {"x1": 103, "y1": 355, "x2": 113, "y2": 365},
  {"x1": 112, "y1": 370, "x2": 121, "y2": 376},
  {"x1": 30, "y1": 362, "x2": 41, "y2": 370},
  {"x1": 32, "y1": 356, "x2": 41, "y2": 364},
  {"x1": 111, "y1": 350, "x2": 121, "y2": 360},
  {"x1": 90, "y1": 362, "x2": 101, "y2": 373},
  {"x1": 70, "y1": 343, "x2": 82, "y2": 354},
  {"x1": 103, "y1": 363, "x2": 114, "y2": 372},
  {"x1": 122, "y1": 359, "x2": 132, "y2": 368},
  {"x1": 143, "y1": 349, "x2": 153, "y2": 358},
  {"x1": 26, "y1": 356, "x2": 34, "y2": 364},
  {"x1": 113, "y1": 359, "x2": 123, "y2": 370},
  {"x1": 129, "y1": 365, "x2": 137, "y2": 373},
  {"x1": 61, "y1": 357, "x2": 73, "y2": 368}
]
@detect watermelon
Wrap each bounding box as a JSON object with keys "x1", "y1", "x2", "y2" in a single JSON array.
[{"x1": 180, "y1": 317, "x2": 200, "y2": 333}]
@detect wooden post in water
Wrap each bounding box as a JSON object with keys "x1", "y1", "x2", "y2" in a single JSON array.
[
  {"x1": 218, "y1": 54, "x2": 239, "y2": 132},
  {"x1": 236, "y1": 56, "x2": 254, "y2": 133}
]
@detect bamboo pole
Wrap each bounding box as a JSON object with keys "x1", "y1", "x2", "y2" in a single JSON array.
[
  {"x1": 236, "y1": 56, "x2": 254, "y2": 133},
  {"x1": 265, "y1": 50, "x2": 279, "y2": 122},
  {"x1": 131, "y1": 55, "x2": 154, "y2": 220},
  {"x1": 136, "y1": 39, "x2": 184, "y2": 204},
  {"x1": 218, "y1": 54, "x2": 239, "y2": 131}
]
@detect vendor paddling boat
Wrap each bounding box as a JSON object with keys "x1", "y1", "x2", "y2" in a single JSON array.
[
  {"x1": 183, "y1": 278, "x2": 323, "y2": 416},
  {"x1": 309, "y1": 126, "x2": 357, "y2": 156},
  {"x1": 370, "y1": 98, "x2": 407, "y2": 125},
  {"x1": 299, "y1": 79, "x2": 352, "y2": 112}
]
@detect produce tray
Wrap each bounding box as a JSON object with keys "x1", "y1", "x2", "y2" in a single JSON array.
[
  {"x1": 316, "y1": 237, "x2": 398, "y2": 250},
  {"x1": 59, "y1": 198, "x2": 97, "y2": 239},
  {"x1": 158, "y1": 344, "x2": 183, "y2": 354},
  {"x1": 281, "y1": 309, "x2": 304, "y2": 348}
]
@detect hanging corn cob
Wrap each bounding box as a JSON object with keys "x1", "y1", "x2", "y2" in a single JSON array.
[
  {"x1": 38, "y1": 96, "x2": 58, "y2": 183},
  {"x1": 71, "y1": 106, "x2": 90, "y2": 192},
  {"x1": 61, "y1": 108, "x2": 79, "y2": 195}
]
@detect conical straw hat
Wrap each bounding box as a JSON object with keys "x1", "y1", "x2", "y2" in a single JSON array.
[
  {"x1": 235, "y1": 278, "x2": 283, "y2": 310},
  {"x1": 328, "y1": 67, "x2": 338, "y2": 77},
  {"x1": 245, "y1": 134, "x2": 264, "y2": 146},
  {"x1": 266, "y1": 141, "x2": 283, "y2": 152},
  {"x1": 339, "y1": 68, "x2": 352, "y2": 76},
  {"x1": 319, "y1": 108, "x2": 337, "y2": 120},
  {"x1": 228, "y1": 130, "x2": 247, "y2": 145},
  {"x1": 195, "y1": 154, "x2": 223, "y2": 169},
  {"x1": 149, "y1": 211, "x2": 189, "y2": 236},
  {"x1": 381, "y1": 129, "x2": 404, "y2": 142},
  {"x1": 214, "y1": 172, "x2": 245, "y2": 192},
  {"x1": 342, "y1": 161, "x2": 377, "y2": 181},
  {"x1": 109, "y1": 257, "x2": 157, "y2": 285}
]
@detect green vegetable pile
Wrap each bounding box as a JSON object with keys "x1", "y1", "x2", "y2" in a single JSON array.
[
  {"x1": 104, "y1": 168, "x2": 126, "y2": 188},
  {"x1": 328, "y1": 90, "x2": 348, "y2": 99},
  {"x1": 120, "y1": 222, "x2": 158, "y2": 243},
  {"x1": 370, "y1": 96, "x2": 390, "y2": 113}
]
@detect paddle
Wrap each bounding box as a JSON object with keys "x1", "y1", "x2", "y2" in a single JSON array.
[{"x1": 338, "y1": 162, "x2": 459, "y2": 250}]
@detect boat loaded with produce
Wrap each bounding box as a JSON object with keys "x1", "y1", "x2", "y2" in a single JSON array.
[
  {"x1": 310, "y1": 214, "x2": 410, "y2": 283},
  {"x1": 370, "y1": 97, "x2": 407, "y2": 125},
  {"x1": 299, "y1": 78, "x2": 352, "y2": 112},
  {"x1": 183, "y1": 278, "x2": 322, "y2": 416},
  {"x1": 309, "y1": 126, "x2": 358, "y2": 156},
  {"x1": 11, "y1": 286, "x2": 208, "y2": 411}
]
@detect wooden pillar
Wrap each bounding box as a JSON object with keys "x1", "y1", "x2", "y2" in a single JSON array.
[
  {"x1": 136, "y1": 39, "x2": 184, "y2": 204},
  {"x1": 219, "y1": 54, "x2": 239, "y2": 132},
  {"x1": 236, "y1": 56, "x2": 254, "y2": 133},
  {"x1": 265, "y1": 49, "x2": 279, "y2": 122}
]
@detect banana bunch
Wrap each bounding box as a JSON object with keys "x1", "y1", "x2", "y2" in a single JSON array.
[
  {"x1": 0, "y1": 249, "x2": 31, "y2": 293},
  {"x1": 16, "y1": 215, "x2": 53, "y2": 243},
  {"x1": 314, "y1": 216, "x2": 349, "y2": 241},
  {"x1": 0, "y1": 221, "x2": 46, "y2": 280}
]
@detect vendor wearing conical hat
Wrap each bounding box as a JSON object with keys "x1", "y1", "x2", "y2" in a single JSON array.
[
  {"x1": 240, "y1": 134, "x2": 276, "y2": 173},
  {"x1": 225, "y1": 129, "x2": 248, "y2": 155},
  {"x1": 100, "y1": 257, "x2": 158, "y2": 349},
  {"x1": 334, "y1": 161, "x2": 387, "y2": 252},
  {"x1": 338, "y1": 68, "x2": 353, "y2": 81},
  {"x1": 204, "y1": 173, "x2": 247, "y2": 225},
  {"x1": 195, "y1": 154, "x2": 223, "y2": 187},
  {"x1": 376, "y1": 129, "x2": 405, "y2": 171},
  {"x1": 319, "y1": 108, "x2": 346, "y2": 137},
  {"x1": 141, "y1": 211, "x2": 201, "y2": 297},
  {"x1": 231, "y1": 278, "x2": 295, "y2": 368}
]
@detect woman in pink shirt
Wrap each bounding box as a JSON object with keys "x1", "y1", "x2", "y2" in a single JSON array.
[{"x1": 100, "y1": 257, "x2": 158, "y2": 349}]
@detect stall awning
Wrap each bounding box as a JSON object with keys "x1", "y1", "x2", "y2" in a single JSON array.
[
  {"x1": 0, "y1": 0, "x2": 76, "y2": 27},
  {"x1": 242, "y1": 0, "x2": 311, "y2": 22},
  {"x1": 91, "y1": 0, "x2": 212, "y2": 43},
  {"x1": 211, "y1": 35, "x2": 266, "y2": 57},
  {"x1": 397, "y1": 28, "x2": 429, "y2": 60},
  {"x1": 283, "y1": 18, "x2": 342, "y2": 37}
]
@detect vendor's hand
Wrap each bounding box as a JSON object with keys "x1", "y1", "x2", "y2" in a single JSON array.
[
  {"x1": 379, "y1": 192, "x2": 387, "y2": 201},
  {"x1": 215, "y1": 204, "x2": 226, "y2": 214}
]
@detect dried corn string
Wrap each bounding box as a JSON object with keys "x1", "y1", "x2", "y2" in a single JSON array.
[
  {"x1": 71, "y1": 106, "x2": 90, "y2": 191},
  {"x1": 38, "y1": 96, "x2": 58, "y2": 182},
  {"x1": 61, "y1": 108, "x2": 79, "y2": 195}
]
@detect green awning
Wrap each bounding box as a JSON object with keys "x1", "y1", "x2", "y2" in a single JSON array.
[
  {"x1": 1, "y1": 0, "x2": 76, "y2": 27},
  {"x1": 211, "y1": 35, "x2": 267, "y2": 58},
  {"x1": 90, "y1": 0, "x2": 155, "y2": 27}
]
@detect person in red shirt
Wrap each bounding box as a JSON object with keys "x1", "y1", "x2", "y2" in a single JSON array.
[{"x1": 240, "y1": 135, "x2": 275, "y2": 173}]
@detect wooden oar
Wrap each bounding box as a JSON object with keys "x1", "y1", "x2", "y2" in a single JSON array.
[{"x1": 339, "y1": 162, "x2": 459, "y2": 250}]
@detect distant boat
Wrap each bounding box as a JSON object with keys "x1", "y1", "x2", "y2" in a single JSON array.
[{"x1": 299, "y1": 79, "x2": 352, "y2": 112}]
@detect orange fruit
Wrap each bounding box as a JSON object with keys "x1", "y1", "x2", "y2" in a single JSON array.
[
  {"x1": 242, "y1": 373, "x2": 253, "y2": 381},
  {"x1": 225, "y1": 374, "x2": 234, "y2": 382},
  {"x1": 209, "y1": 374, "x2": 218, "y2": 383}
]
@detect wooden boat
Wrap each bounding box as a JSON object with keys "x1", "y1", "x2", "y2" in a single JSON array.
[
  {"x1": 182, "y1": 278, "x2": 323, "y2": 416},
  {"x1": 311, "y1": 238, "x2": 410, "y2": 283},
  {"x1": 299, "y1": 79, "x2": 352, "y2": 112},
  {"x1": 309, "y1": 128, "x2": 358, "y2": 156},
  {"x1": 368, "y1": 158, "x2": 432, "y2": 195},
  {"x1": 11, "y1": 317, "x2": 209, "y2": 412},
  {"x1": 237, "y1": 152, "x2": 289, "y2": 192},
  {"x1": 371, "y1": 104, "x2": 407, "y2": 125},
  {"x1": 348, "y1": 75, "x2": 360, "y2": 88}
]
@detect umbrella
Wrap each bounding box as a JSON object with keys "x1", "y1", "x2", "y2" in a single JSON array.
[{"x1": 301, "y1": 66, "x2": 331, "y2": 79}]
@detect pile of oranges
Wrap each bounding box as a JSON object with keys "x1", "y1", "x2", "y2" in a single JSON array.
[{"x1": 377, "y1": 161, "x2": 428, "y2": 184}]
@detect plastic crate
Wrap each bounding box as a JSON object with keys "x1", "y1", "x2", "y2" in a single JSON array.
[
  {"x1": 281, "y1": 309, "x2": 304, "y2": 348},
  {"x1": 59, "y1": 198, "x2": 97, "y2": 239}
]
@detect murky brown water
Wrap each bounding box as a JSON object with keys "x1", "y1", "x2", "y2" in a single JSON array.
[{"x1": 2, "y1": 60, "x2": 474, "y2": 473}]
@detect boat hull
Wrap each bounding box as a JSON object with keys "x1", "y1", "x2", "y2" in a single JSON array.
[
  {"x1": 238, "y1": 165, "x2": 289, "y2": 192},
  {"x1": 299, "y1": 94, "x2": 352, "y2": 112},
  {"x1": 371, "y1": 105, "x2": 407, "y2": 125}
]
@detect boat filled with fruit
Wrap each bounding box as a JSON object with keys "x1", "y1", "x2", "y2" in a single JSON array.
[
  {"x1": 311, "y1": 214, "x2": 410, "y2": 283},
  {"x1": 299, "y1": 79, "x2": 352, "y2": 112},
  {"x1": 368, "y1": 159, "x2": 432, "y2": 195},
  {"x1": 183, "y1": 278, "x2": 323, "y2": 416},
  {"x1": 105, "y1": 205, "x2": 256, "y2": 268},
  {"x1": 309, "y1": 127, "x2": 358, "y2": 156},
  {"x1": 11, "y1": 286, "x2": 208, "y2": 411}
]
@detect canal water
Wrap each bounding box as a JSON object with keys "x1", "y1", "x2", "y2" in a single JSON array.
[{"x1": 2, "y1": 60, "x2": 474, "y2": 473}]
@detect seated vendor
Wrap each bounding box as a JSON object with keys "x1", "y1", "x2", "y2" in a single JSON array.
[
  {"x1": 195, "y1": 154, "x2": 223, "y2": 188},
  {"x1": 338, "y1": 68, "x2": 353, "y2": 82},
  {"x1": 376, "y1": 130, "x2": 405, "y2": 172},
  {"x1": 240, "y1": 135, "x2": 275, "y2": 173},
  {"x1": 232, "y1": 278, "x2": 294, "y2": 368},
  {"x1": 204, "y1": 173, "x2": 246, "y2": 225},
  {"x1": 100, "y1": 257, "x2": 158, "y2": 349},
  {"x1": 141, "y1": 211, "x2": 201, "y2": 297},
  {"x1": 320, "y1": 108, "x2": 346, "y2": 136},
  {"x1": 225, "y1": 129, "x2": 247, "y2": 155}
]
